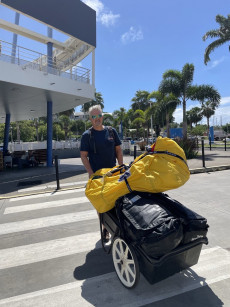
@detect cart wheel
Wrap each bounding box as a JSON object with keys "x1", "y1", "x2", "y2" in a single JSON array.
[{"x1": 112, "y1": 237, "x2": 140, "y2": 288}]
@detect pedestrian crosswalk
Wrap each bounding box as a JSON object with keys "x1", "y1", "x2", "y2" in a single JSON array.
[{"x1": 0, "y1": 185, "x2": 230, "y2": 306}]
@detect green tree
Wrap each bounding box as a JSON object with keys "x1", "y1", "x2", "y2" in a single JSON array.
[
  {"x1": 59, "y1": 115, "x2": 71, "y2": 140},
  {"x1": 0, "y1": 123, "x2": 5, "y2": 142},
  {"x1": 203, "y1": 14, "x2": 230, "y2": 65},
  {"x1": 103, "y1": 113, "x2": 114, "y2": 126},
  {"x1": 201, "y1": 101, "x2": 218, "y2": 133},
  {"x1": 186, "y1": 107, "x2": 203, "y2": 129},
  {"x1": 222, "y1": 123, "x2": 230, "y2": 135},
  {"x1": 159, "y1": 64, "x2": 195, "y2": 138},
  {"x1": 159, "y1": 63, "x2": 221, "y2": 138},
  {"x1": 149, "y1": 91, "x2": 179, "y2": 137},
  {"x1": 53, "y1": 122, "x2": 64, "y2": 141},
  {"x1": 16, "y1": 120, "x2": 35, "y2": 142},
  {"x1": 131, "y1": 90, "x2": 151, "y2": 111},
  {"x1": 190, "y1": 125, "x2": 207, "y2": 136},
  {"x1": 70, "y1": 120, "x2": 85, "y2": 137},
  {"x1": 131, "y1": 109, "x2": 145, "y2": 138},
  {"x1": 81, "y1": 92, "x2": 104, "y2": 113}
]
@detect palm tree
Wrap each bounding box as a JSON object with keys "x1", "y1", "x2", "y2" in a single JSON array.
[
  {"x1": 149, "y1": 91, "x2": 180, "y2": 137},
  {"x1": 131, "y1": 90, "x2": 151, "y2": 111},
  {"x1": 159, "y1": 63, "x2": 221, "y2": 138},
  {"x1": 203, "y1": 14, "x2": 230, "y2": 65},
  {"x1": 81, "y1": 91, "x2": 104, "y2": 113},
  {"x1": 201, "y1": 101, "x2": 217, "y2": 133},
  {"x1": 113, "y1": 107, "x2": 127, "y2": 137},
  {"x1": 159, "y1": 63, "x2": 195, "y2": 138},
  {"x1": 186, "y1": 107, "x2": 203, "y2": 129},
  {"x1": 189, "y1": 85, "x2": 221, "y2": 129},
  {"x1": 131, "y1": 109, "x2": 145, "y2": 138}
]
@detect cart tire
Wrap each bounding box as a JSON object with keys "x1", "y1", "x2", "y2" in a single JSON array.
[{"x1": 112, "y1": 237, "x2": 140, "y2": 288}]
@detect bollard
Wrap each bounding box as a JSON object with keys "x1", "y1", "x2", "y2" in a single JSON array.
[
  {"x1": 55, "y1": 155, "x2": 60, "y2": 190},
  {"x1": 225, "y1": 138, "x2": 227, "y2": 151},
  {"x1": 209, "y1": 138, "x2": 212, "y2": 151},
  {"x1": 134, "y1": 145, "x2": 137, "y2": 160},
  {"x1": 201, "y1": 140, "x2": 205, "y2": 168}
]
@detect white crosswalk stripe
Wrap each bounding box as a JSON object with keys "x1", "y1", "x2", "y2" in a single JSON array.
[
  {"x1": 4, "y1": 197, "x2": 89, "y2": 214},
  {"x1": 0, "y1": 231, "x2": 100, "y2": 270},
  {"x1": 0, "y1": 210, "x2": 97, "y2": 235},
  {"x1": 0, "y1": 185, "x2": 230, "y2": 306}
]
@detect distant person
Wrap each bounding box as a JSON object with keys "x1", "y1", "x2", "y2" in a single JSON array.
[
  {"x1": 80, "y1": 105, "x2": 123, "y2": 242},
  {"x1": 28, "y1": 151, "x2": 39, "y2": 167}
]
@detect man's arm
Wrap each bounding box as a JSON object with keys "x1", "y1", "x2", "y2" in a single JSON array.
[
  {"x1": 115, "y1": 145, "x2": 123, "y2": 165},
  {"x1": 80, "y1": 151, "x2": 94, "y2": 178}
]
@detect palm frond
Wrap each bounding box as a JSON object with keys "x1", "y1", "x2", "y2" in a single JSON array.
[
  {"x1": 204, "y1": 37, "x2": 229, "y2": 64},
  {"x1": 202, "y1": 30, "x2": 223, "y2": 41}
]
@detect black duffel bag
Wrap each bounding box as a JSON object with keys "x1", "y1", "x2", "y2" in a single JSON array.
[{"x1": 115, "y1": 192, "x2": 184, "y2": 258}]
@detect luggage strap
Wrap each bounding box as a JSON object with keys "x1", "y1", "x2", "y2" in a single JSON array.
[{"x1": 150, "y1": 150, "x2": 188, "y2": 166}]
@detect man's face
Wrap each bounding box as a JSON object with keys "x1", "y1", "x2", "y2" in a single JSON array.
[{"x1": 90, "y1": 109, "x2": 103, "y2": 129}]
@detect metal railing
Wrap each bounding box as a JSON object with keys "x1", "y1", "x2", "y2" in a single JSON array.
[{"x1": 0, "y1": 40, "x2": 90, "y2": 84}]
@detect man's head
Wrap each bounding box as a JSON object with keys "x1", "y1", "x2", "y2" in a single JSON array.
[{"x1": 89, "y1": 105, "x2": 103, "y2": 130}]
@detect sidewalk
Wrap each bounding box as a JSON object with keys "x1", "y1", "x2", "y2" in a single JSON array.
[{"x1": 0, "y1": 149, "x2": 230, "y2": 198}]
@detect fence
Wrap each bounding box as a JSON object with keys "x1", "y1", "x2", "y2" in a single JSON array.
[{"x1": 0, "y1": 39, "x2": 90, "y2": 84}]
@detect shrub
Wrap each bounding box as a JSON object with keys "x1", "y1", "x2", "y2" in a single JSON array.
[{"x1": 174, "y1": 137, "x2": 198, "y2": 159}]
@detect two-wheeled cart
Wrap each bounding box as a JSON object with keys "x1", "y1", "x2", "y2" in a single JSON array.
[{"x1": 100, "y1": 194, "x2": 208, "y2": 289}]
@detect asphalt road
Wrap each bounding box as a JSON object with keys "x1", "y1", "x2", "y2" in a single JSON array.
[{"x1": 0, "y1": 170, "x2": 229, "y2": 306}]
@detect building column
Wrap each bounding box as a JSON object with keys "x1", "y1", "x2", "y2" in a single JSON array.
[
  {"x1": 3, "y1": 114, "x2": 10, "y2": 154},
  {"x1": 47, "y1": 101, "x2": 53, "y2": 167},
  {"x1": 46, "y1": 27, "x2": 53, "y2": 167},
  {"x1": 11, "y1": 12, "x2": 20, "y2": 64},
  {"x1": 92, "y1": 49, "x2": 95, "y2": 87}
]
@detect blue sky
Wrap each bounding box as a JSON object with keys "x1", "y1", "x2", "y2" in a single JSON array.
[{"x1": 1, "y1": 0, "x2": 230, "y2": 125}]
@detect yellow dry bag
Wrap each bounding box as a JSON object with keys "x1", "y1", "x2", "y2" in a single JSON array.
[{"x1": 85, "y1": 137, "x2": 190, "y2": 213}]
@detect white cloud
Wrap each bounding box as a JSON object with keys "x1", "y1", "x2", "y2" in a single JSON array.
[
  {"x1": 173, "y1": 100, "x2": 230, "y2": 125},
  {"x1": 100, "y1": 12, "x2": 120, "y2": 27},
  {"x1": 82, "y1": 0, "x2": 120, "y2": 27},
  {"x1": 207, "y1": 57, "x2": 226, "y2": 69},
  {"x1": 121, "y1": 26, "x2": 144, "y2": 44},
  {"x1": 173, "y1": 107, "x2": 183, "y2": 124},
  {"x1": 82, "y1": 0, "x2": 104, "y2": 15},
  {"x1": 220, "y1": 96, "x2": 230, "y2": 105}
]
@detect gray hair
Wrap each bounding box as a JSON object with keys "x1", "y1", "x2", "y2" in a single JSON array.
[{"x1": 88, "y1": 105, "x2": 102, "y2": 116}]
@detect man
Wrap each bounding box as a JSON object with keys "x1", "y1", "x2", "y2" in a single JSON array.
[
  {"x1": 80, "y1": 105, "x2": 123, "y2": 177},
  {"x1": 80, "y1": 105, "x2": 123, "y2": 242}
]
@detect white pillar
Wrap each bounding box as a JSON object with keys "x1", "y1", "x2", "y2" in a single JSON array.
[{"x1": 92, "y1": 49, "x2": 95, "y2": 87}]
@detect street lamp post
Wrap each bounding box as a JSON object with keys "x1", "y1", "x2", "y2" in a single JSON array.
[{"x1": 149, "y1": 102, "x2": 153, "y2": 143}]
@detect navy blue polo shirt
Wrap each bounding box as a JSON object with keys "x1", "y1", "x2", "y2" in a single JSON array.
[{"x1": 80, "y1": 126, "x2": 121, "y2": 172}]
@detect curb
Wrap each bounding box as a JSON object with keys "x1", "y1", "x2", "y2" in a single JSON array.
[{"x1": 190, "y1": 165, "x2": 230, "y2": 174}]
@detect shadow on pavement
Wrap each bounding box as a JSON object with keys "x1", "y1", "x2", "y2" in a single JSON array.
[
  {"x1": 0, "y1": 168, "x2": 86, "y2": 196},
  {"x1": 78, "y1": 262, "x2": 224, "y2": 306}
]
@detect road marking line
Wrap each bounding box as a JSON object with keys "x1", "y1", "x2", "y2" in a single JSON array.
[
  {"x1": 47, "y1": 181, "x2": 88, "y2": 188},
  {"x1": 4, "y1": 197, "x2": 89, "y2": 214},
  {"x1": 0, "y1": 231, "x2": 100, "y2": 270},
  {"x1": 17, "y1": 181, "x2": 88, "y2": 193},
  {"x1": 10, "y1": 188, "x2": 85, "y2": 202},
  {"x1": 0, "y1": 210, "x2": 97, "y2": 235},
  {"x1": 0, "y1": 247, "x2": 229, "y2": 307}
]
